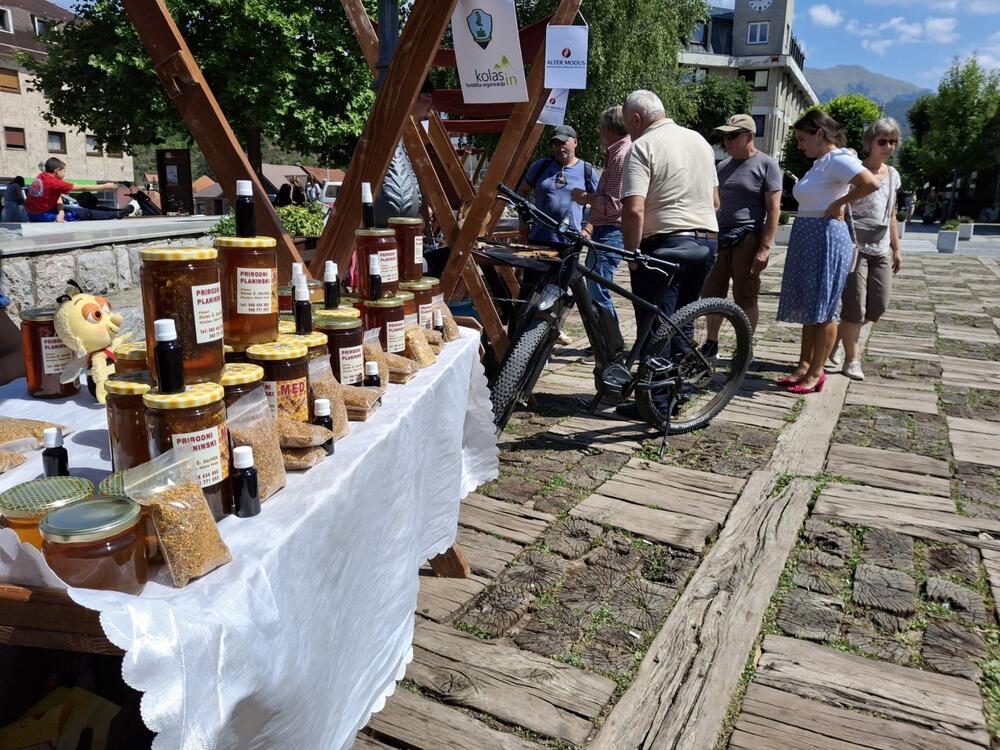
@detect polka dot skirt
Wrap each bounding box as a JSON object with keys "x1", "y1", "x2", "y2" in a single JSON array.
[{"x1": 777, "y1": 217, "x2": 854, "y2": 325}]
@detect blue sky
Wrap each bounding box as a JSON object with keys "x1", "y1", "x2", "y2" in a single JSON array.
[{"x1": 715, "y1": 0, "x2": 1000, "y2": 88}]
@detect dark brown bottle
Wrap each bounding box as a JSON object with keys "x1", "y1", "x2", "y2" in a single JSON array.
[
  {"x1": 312, "y1": 398, "x2": 335, "y2": 455},
  {"x1": 294, "y1": 280, "x2": 312, "y2": 335},
  {"x1": 232, "y1": 446, "x2": 260, "y2": 518},
  {"x1": 362, "y1": 182, "x2": 376, "y2": 229},
  {"x1": 153, "y1": 318, "x2": 185, "y2": 394},
  {"x1": 42, "y1": 427, "x2": 68, "y2": 477},
  {"x1": 363, "y1": 361, "x2": 381, "y2": 388},
  {"x1": 235, "y1": 180, "x2": 255, "y2": 237}
]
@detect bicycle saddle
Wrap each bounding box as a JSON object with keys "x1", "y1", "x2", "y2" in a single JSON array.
[
  {"x1": 474, "y1": 248, "x2": 552, "y2": 272},
  {"x1": 642, "y1": 239, "x2": 712, "y2": 266}
]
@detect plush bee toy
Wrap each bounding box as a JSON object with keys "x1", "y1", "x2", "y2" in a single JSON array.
[{"x1": 54, "y1": 281, "x2": 131, "y2": 403}]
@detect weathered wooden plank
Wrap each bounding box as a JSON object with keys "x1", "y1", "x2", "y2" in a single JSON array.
[
  {"x1": 819, "y1": 482, "x2": 955, "y2": 511},
  {"x1": 715, "y1": 408, "x2": 787, "y2": 430},
  {"x1": 351, "y1": 734, "x2": 397, "y2": 750},
  {"x1": 827, "y1": 444, "x2": 951, "y2": 478},
  {"x1": 621, "y1": 459, "x2": 746, "y2": 493},
  {"x1": 407, "y1": 620, "x2": 614, "y2": 745},
  {"x1": 755, "y1": 636, "x2": 989, "y2": 746},
  {"x1": 368, "y1": 687, "x2": 541, "y2": 750},
  {"x1": 455, "y1": 527, "x2": 522, "y2": 579},
  {"x1": 596, "y1": 477, "x2": 733, "y2": 525},
  {"x1": 978, "y1": 548, "x2": 1000, "y2": 625},
  {"x1": 459, "y1": 494, "x2": 554, "y2": 545},
  {"x1": 845, "y1": 388, "x2": 939, "y2": 415},
  {"x1": 416, "y1": 572, "x2": 488, "y2": 622},
  {"x1": 570, "y1": 493, "x2": 716, "y2": 551},
  {"x1": 948, "y1": 417, "x2": 1000, "y2": 467},
  {"x1": 589, "y1": 475, "x2": 813, "y2": 750},
  {"x1": 546, "y1": 417, "x2": 647, "y2": 454}
]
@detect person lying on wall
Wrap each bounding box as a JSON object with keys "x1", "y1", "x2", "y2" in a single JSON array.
[{"x1": 26, "y1": 157, "x2": 139, "y2": 222}]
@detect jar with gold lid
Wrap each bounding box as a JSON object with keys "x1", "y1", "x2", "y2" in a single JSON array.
[
  {"x1": 360, "y1": 297, "x2": 406, "y2": 354},
  {"x1": 20, "y1": 306, "x2": 78, "y2": 398},
  {"x1": 144, "y1": 383, "x2": 231, "y2": 520},
  {"x1": 354, "y1": 228, "x2": 398, "y2": 298},
  {"x1": 396, "y1": 290, "x2": 417, "y2": 329},
  {"x1": 246, "y1": 341, "x2": 309, "y2": 421},
  {"x1": 400, "y1": 279, "x2": 435, "y2": 330},
  {"x1": 388, "y1": 216, "x2": 425, "y2": 282},
  {"x1": 424, "y1": 276, "x2": 444, "y2": 306},
  {"x1": 0, "y1": 477, "x2": 94, "y2": 549},
  {"x1": 105, "y1": 374, "x2": 153, "y2": 472},
  {"x1": 216, "y1": 236, "x2": 279, "y2": 346},
  {"x1": 112, "y1": 341, "x2": 148, "y2": 375},
  {"x1": 277, "y1": 331, "x2": 328, "y2": 361},
  {"x1": 315, "y1": 315, "x2": 363, "y2": 385},
  {"x1": 41, "y1": 497, "x2": 147, "y2": 595},
  {"x1": 220, "y1": 362, "x2": 264, "y2": 408}
]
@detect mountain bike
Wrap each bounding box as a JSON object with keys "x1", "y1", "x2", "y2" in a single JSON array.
[{"x1": 482, "y1": 185, "x2": 753, "y2": 455}]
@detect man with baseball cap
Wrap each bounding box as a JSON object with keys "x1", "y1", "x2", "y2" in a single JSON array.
[{"x1": 701, "y1": 113, "x2": 782, "y2": 356}]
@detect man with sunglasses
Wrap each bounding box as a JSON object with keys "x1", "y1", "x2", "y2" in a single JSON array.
[{"x1": 701, "y1": 114, "x2": 782, "y2": 357}]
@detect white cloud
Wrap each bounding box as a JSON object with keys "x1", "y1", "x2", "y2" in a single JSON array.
[
  {"x1": 924, "y1": 16, "x2": 960, "y2": 43},
  {"x1": 864, "y1": 0, "x2": 958, "y2": 8},
  {"x1": 845, "y1": 13, "x2": 960, "y2": 52},
  {"x1": 863, "y1": 38, "x2": 896, "y2": 54},
  {"x1": 967, "y1": 0, "x2": 1000, "y2": 14},
  {"x1": 809, "y1": 3, "x2": 844, "y2": 27},
  {"x1": 977, "y1": 30, "x2": 1000, "y2": 69}
]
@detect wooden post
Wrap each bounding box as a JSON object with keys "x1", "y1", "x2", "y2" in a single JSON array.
[{"x1": 123, "y1": 0, "x2": 303, "y2": 282}]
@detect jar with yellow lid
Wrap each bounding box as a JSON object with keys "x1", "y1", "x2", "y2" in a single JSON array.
[
  {"x1": 220, "y1": 362, "x2": 264, "y2": 408},
  {"x1": 355, "y1": 228, "x2": 398, "y2": 298},
  {"x1": 396, "y1": 290, "x2": 417, "y2": 329},
  {"x1": 277, "y1": 331, "x2": 328, "y2": 361},
  {"x1": 246, "y1": 342, "x2": 309, "y2": 421},
  {"x1": 225, "y1": 342, "x2": 250, "y2": 364},
  {"x1": 388, "y1": 216, "x2": 425, "y2": 282},
  {"x1": 139, "y1": 247, "x2": 225, "y2": 385},
  {"x1": 144, "y1": 382, "x2": 231, "y2": 520},
  {"x1": 112, "y1": 341, "x2": 148, "y2": 375},
  {"x1": 216, "y1": 236, "x2": 278, "y2": 346},
  {"x1": 0, "y1": 477, "x2": 94, "y2": 549},
  {"x1": 41, "y1": 497, "x2": 147, "y2": 594},
  {"x1": 315, "y1": 316, "x2": 363, "y2": 385},
  {"x1": 278, "y1": 279, "x2": 322, "y2": 314},
  {"x1": 105, "y1": 374, "x2": 153, "y2": 472},
  {"x1": 424, "y1": 276, "x2": 444, "y2": 306},
  {"x1": 361, "y1": 297, "x2": 406, "y2": 354},
  {"x1": 400, "y1": 279, "x2": 435, "y2": 330},
  {"x1": 20, "y1": 306, "x2": 78, "y2": 398}
]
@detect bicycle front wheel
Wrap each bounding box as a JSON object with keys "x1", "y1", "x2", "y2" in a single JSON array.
[
  {"x1": 635, "y1": 297, "x2": 752, "y2": 434},
  {"x1": 489, "y1": 317, "x2": 556, "y2": 432}
]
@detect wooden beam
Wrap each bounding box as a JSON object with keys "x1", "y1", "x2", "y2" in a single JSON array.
[
  {"x1": 123, "y1": 0, "x2": 303, "y2": 282},
  {"x1": 310, "y1": 0, "x2": 459, "y2": 277},
  {"x1": 427, "y1": 113, "x2": 475, "y2": 204}
]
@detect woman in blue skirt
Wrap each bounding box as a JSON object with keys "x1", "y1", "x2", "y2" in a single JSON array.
[{"x1": 777, "y1": 111, "x2": 880, "y2": 394}]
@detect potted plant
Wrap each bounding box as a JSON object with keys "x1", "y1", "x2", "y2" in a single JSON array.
[
  {"x1": 938, "y1": 219, "x2": 960, "y2": 253},
  {"x1": 210, "y1": 203, "x2": 328, "y2": 261},
  {"x1": 958, "y1": 215, "x2": 975, "y2": 240},
  {"x1": 775, "y1": 211, "x2": 794, "y2": 245},
  {"x1": 896, "y1": 210, "x2": 907, "y2": 239}
]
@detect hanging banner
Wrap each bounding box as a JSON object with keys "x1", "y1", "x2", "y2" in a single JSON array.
[
  {"x1": 544, "y1": 24, "x2": 588, "y2": 90},
  {"x1": 451, "y1": 0, "x2": 529, "y2": 104},
  {"x1": 537, "y1": 89, "x2": 568, "y2": 126}
]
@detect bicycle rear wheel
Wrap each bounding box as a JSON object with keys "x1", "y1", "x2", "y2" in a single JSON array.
[
  {"x1": 635, "y1": 297, "x2": 752, "y2": 434},
  {"x1": 489, "y1": 317, "x2": 556, "y2": 432}
]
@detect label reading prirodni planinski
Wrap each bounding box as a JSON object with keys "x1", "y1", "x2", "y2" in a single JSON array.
[
  {"x1": 191, "y1": 282, "x2": 224, "y2": 343},
  {"x1": 236, "y1": 267, "x2": 276, "y2": 315},
  {"x1": 41, "y1": 336, "x2": 74, "y2": 375},
  {"x1": 339, "y1": 345, "x2": 363, "y2": 385},
  {"x1": 378, "y1": 249, "x2": 398, "y2": 283},
  {"x1": 172, "y1": 425, "x2": 229, "y2": 487},
  {"x1": 386, "y1": 319, "x2": 406, "y2": 354}
]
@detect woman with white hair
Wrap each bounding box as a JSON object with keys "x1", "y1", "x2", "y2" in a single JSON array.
[{"x1": 835, "y1": 117, "x2": 903, "y2": 381}]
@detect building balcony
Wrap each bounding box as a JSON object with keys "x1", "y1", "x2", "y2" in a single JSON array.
[{"x1": 789, "y1": 35, "x2": 806, "y2": 71}]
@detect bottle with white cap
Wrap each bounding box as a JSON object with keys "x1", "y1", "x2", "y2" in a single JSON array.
[
  {"x1": 291, "y1": 262, "x2": 304, "y2": 286},
  {"x1": 312, "y1": 398, "x2": 335, "y2": 455},
  {"x1": 367, "y1": 252, "x2": 382, "y2": 300},
  {"x1": 235, "y1": 179, "x2": 255, "y2": 237},
  {"x1": 361, "y1": 181, "x2": 375, "y2": 229},
  {"x1": 153, "y1": 318, "x2": 185, "y2": 394},
  {"x1": 232, "y1": 445, "x2": 260, "y2": 518},
  {"x1": 363, "y1": 360, "x2": 381, "y2": 388},
  {"x1": 433, "y1": 308, "x2": 445, "y2": 335},
  {"x1": 42, "y1": 426, "x2": 68, "y2": 477},
  {"x1": 323, "y1": 260, "x2": 340, "y2": 310},
  {"x1": 294, "y1": 277, "x2": 312, "y2": 335}
]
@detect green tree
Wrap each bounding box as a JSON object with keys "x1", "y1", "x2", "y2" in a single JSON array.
[
  {"x1": 19, "y1": 0, "x2": 376, "y2": 168},
  {"x1": 674, "y1": 73, "x2": 754, "y2": 140},
  {"x1": 781, "y1": 93, "x2": 882, "y2": 177}
]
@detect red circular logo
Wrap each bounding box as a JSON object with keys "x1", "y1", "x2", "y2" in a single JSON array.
[
  {"x1": 561, "y1": 48, "x2": 572, "y2": 58},
  {"x1": 549, "y1": 97, "x2": 557, "y2": 104}
]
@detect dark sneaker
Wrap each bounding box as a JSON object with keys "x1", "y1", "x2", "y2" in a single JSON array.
[
  {"x1": 699, "y1": 339, "x2": 719, "y2": 360},
  {"x1": 614, "y1": 401, "x2": 641, "y2": 420}
]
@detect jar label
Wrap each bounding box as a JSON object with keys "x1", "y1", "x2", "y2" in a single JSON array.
[
  {"x1": 386, "y1": 319, "x2": 406, "y2": 354},
  {"x1": 41, "y1": 335, "x2": 74, "y2": 375},
  {"x1": 418, "y1": 303, "x2": 433, "y2": 330},
  {"x1": 413, "y1": 236, "x2": 424, "y2": 266},
  {"x1": 191, "y1": 283, "x2": 224, "y2": 343},
  {"x1": 264, "y1": 377, "x2": 308, "y2": 421},
  {"x1": 338, "y1": 345, "x2": 363, "y2": 385},
  {"x1": 172, "y1": 425, "x2": 229, "y2": 487},
  {"x1": 432, "y1": 294, "x2": 445, "y2": 307},
  {"x1": 404, "y1": 313, "x2": 419, "y2": 329},
  {"x1": 236, "y1": 267, "x2": 276, "y2": 315},
  {"x1": 379, "y1": 249, "x2": 398, "y2": 283}
]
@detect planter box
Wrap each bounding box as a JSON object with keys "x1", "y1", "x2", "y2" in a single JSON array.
[
  {"x1": 774, "y1": 222, "x2": 793, "y2": 246},
  {"x1": 897, "y1": 222, "x2": 906, "y2": 240},
  {"x1": 959, "y1": 223, "x2": 975, "y2": 240},
  {"x1": 937, "y1": 230, "x2": 959, "y2": 253}
]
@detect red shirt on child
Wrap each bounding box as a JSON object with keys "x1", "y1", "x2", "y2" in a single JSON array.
[{"x1": 25, "y1": 172, "x2": 75, "y2": 214}]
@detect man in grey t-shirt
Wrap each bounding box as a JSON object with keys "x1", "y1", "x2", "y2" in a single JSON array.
[{"x1": 702, "y1": 114, "x2": 782, "y2": 351}]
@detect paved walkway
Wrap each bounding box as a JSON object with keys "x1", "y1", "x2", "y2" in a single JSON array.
[{"x1": 357, "y1": 250, "x2": 1000, "y2": 749}]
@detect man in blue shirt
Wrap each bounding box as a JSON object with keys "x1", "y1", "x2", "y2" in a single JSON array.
[{"x1": 521, "y1": 125, "x2": 599, "y2": 246}]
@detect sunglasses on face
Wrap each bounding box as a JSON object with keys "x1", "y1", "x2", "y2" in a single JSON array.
[
  {"x1": 876, "y1": 138, "x2": 898, "y2": 147},
  {"x1": 723, "y1": 131, "x2": 748, "y2": 141}
]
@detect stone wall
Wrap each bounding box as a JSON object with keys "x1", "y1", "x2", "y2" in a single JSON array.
[{"x1": 1, "y1": 234, "x2": 214, "y2": 318}]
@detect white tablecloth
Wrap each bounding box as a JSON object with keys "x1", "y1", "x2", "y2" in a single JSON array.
[{"x1": 0, "y1": 328, "x2": 498, "y2": 750}]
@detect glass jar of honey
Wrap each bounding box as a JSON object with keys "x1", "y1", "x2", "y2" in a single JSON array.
[
  {"x1": 98, "y1": 473, "x2": 160, "y2": 565},
  {"x1": 278, "y1": 280, "x2": 322, "y2": 314},
  {"x1": 388, "y1": 217, "x2": 425, "y2": 282},
  {"x1": 425, "y1": 276, "x2": 444, "y2": 306},
  {"x1": 277, "y1": 331, "x2": 328, "y2": 361},
  {"x1": 40, "y1": 497, "x2": 147, "y2": 595},
  {"x1": 216, "y1": 236, "x2": 278, "y2": 346},
  {"x1": 400, "y1": 279, "x2": 435, "y2": 330},
  {"x1": 20, "y1": 306, "x2": 78, "y2": 398},
  {"x1": 225, "y1": 342, "x2": 250, "y2": 364},
  {"x1": 396, "y1": 291, "x2": 417, "y2": 329},
  {"x1": 140, "y1": 248, "x2": 225, "y2": 385},
  {"x1": 105, "y1": 374, "x2": 153, "y2": 472},
  {"x1": 144, "y1": 383, "x2": 232, "y2": 520},
  {"x1": 0, "y1": 477, "x2": 94, "y2": 549},
  {"x1": 315, "y1": 317, "x2": 363, "y2": 385},
  {"x1": 246, "y1": 342, "x2": 309, "y2": 421},
  {"x1": 354, "y1": 229, "x2": 398, "y2": 298},
  {"x1": 220, "y1": 363, "x2": 264, "y2": 408},
  {"x1": 113, "y1": 342, "x2": 148, "y2": 375},
  {"x1": 361, "y1": 297, "x2": 406, "y2": 354}
]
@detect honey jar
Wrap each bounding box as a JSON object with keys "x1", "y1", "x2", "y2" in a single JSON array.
[
  {"x1": 225, "y1": 342, "x2": 249, "y2": 364},
  {"x1": 354, "y1": 229, "x2": 398, "y2": 298},
  {"x1": 220, "y1": 363, "x2": 264, "y2": 408},
  {"x1": 216, "y1": 236, "x2": 279, "y2": 346},
  {"x1": 425, "y1": 276, "x2": 444, "y2": 306},
  {"x1": 0, "y1": 477, "x2": 94, "y2": 549},
  {"x1": 246, "y1": 342, "x2": 309, "y2": 422},
  {"x1": 315, "y1": 317, "x2": 363, "y2": 385},
  {"x1": 140, "y1": 248, "x2": 225, "y2": 385},
  {"x1": 277, "y1": 331, "x2": 329, "y2": 361},
  {"x1": 278, "y1": 280, "x2": 322, "y2": 314},
  {"x1": 105, "y1": 374, "x2": 153, "y2": 472},
  {"x1": 400, "y1": 279, "x2": 435, "y2": 330},
  {"x1": 20, "y1": 306, "x2": 78, "y2": 398},
  {"x1": 98, "y1": 473, "x2": 160, "y2": 565},
  {"x1": 396, "y1": 291, "x2": 417, "y2": 329},
  {"x1": 361, "y1": 297, "x2": 406, "y2": 354},
  {"x1": 144, "y1": 383, "x2": 232, "y2": 520},
  {"x1": 388, "y1": 216, "x2": 425, "y2": 282},
  {"x1": 41, "y1": 497, "x2": 147, "y2": 595},
  {"x1": 113, "y1": 342, "x2": 148, "y2": 375}
]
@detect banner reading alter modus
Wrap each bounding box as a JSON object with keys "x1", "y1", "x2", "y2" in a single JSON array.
[{"x1": 452, "y1": 0, "x2": 529, "y2": 104}]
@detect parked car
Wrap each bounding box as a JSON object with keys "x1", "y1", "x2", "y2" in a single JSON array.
[{"x1": 319, "y1": 180, "x2": 342, "y2": 208}]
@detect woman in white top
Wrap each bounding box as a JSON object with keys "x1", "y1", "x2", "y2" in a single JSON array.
[
  {"x1": 837, "y1": 118, "x2": 903, "y2": 381},
  {"x1": 777, "y1": 110, "x2": 880, "y2": 394}
]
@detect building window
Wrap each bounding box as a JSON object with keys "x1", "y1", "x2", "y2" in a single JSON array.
[
  {"x1": 107, "y1": 150, "x2": 124, "y2": 158},
  {"x1": 85, "y1": 135, "x2": 103, "y2": 156},
  {"x1": 690, "y1": 21, "x2": 707, "y2": 45},
  {"x1": 0, "y1": 66, "x2": 19, "y2": 93},
  {"x1": 747, "y1": 21, "x2": 769, "y2": 45},
  {"x1": 32, "y1": 15, "x2": 53, "y2": 36},
  {"x1": 752, "y1": 115, "x2": 766, "y2": 137},
  {"x1": 0, "y1": 8, "x2": 13, "y2": 34},
  {"x1": 695, "y1": 67, "x2": 708, "y2": 82},
  {"x1": 740, "y1": 69, "x2": 769, "y2": 91},
  {"x1": 47, "y1": 130, "x2": 66, "y2": 153},
  {"x1": 4, "y1": 126, "x2": 25, "y2": 150}
]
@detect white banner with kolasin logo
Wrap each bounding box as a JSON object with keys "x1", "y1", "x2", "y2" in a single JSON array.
[
  {"x1": 544, "y1": 24, "x2": 588, "y2": 90},
  {"x1": 451, "y1": 0, "x2": 528, "y2": 103}
]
